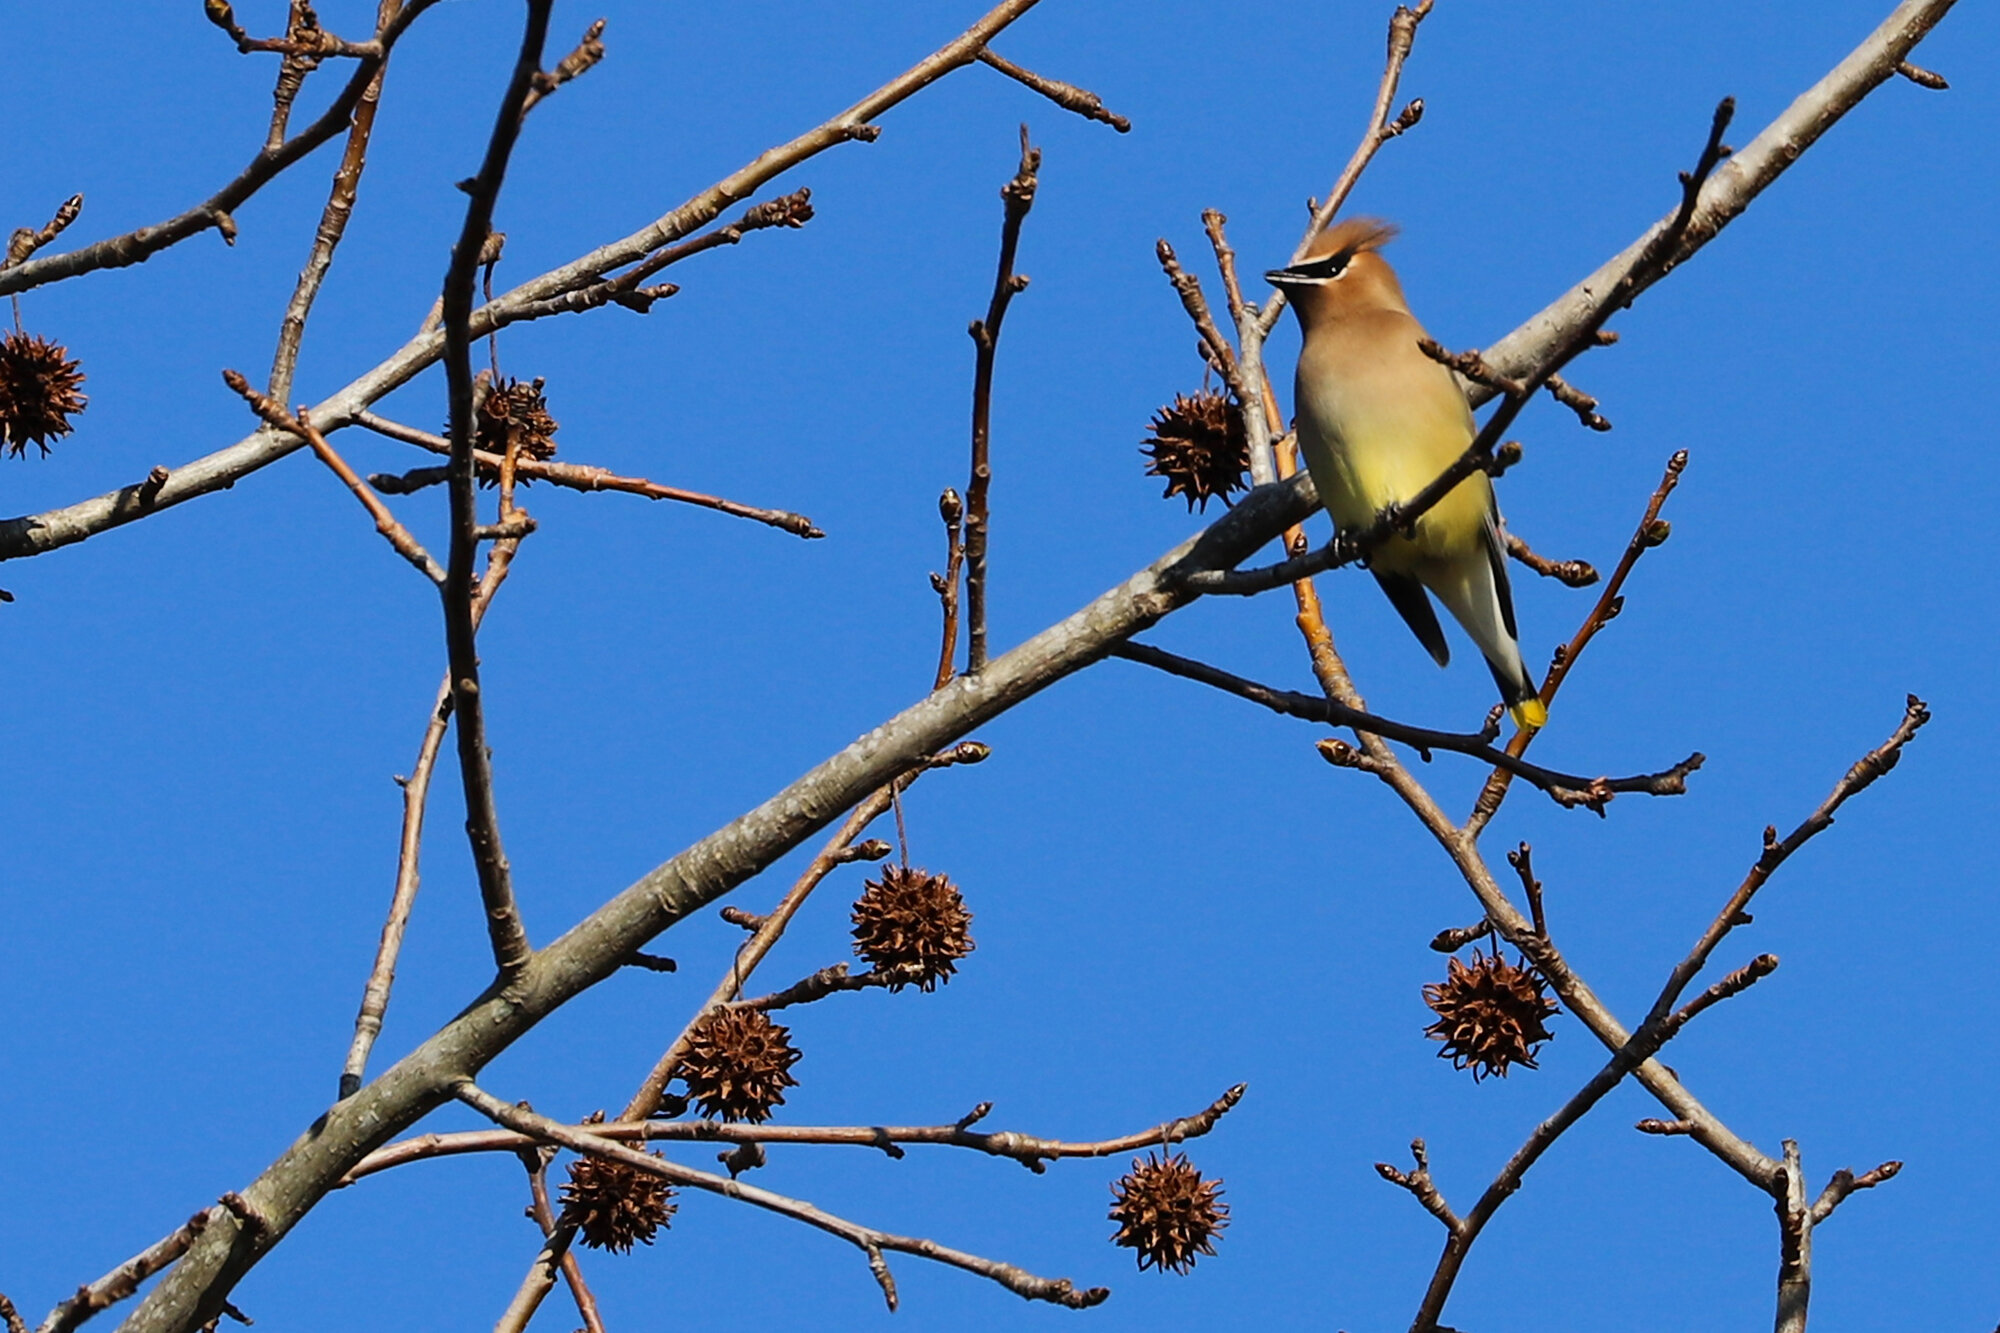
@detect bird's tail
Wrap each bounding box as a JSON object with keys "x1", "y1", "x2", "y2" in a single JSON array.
[{"x1": 1430, "y1": 534, "x2": 1547, "y2": 733}]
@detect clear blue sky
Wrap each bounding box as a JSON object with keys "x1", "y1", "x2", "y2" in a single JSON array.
[{"x1": 3, "y1": 2, "x2": 1995, "y2": 1329}]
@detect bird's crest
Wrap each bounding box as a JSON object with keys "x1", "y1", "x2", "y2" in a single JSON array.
[{"x1": 1302, "y1": 216, "x2": 1399, "y2": 264}]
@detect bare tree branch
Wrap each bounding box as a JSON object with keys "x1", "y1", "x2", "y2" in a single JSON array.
[
  {"x1": 1112, "y1": 639, "x2": 1702, "y2": 808},
  {"x1": 1467, "y1": 450, "x2": 1688, "y2": 834},
  {"x1": 0, "y1": 3, "x2": 444, "y2": 298},
  {"x1": 346, "y1": 1084, "x2": 1243, "y2": 1184},
  {"x1": 266, "y1": 0, "x2": 401, "y2": 407},
  {"x1": 0, "y1": 0, "x2": 1056, "y2": 563},
  {"x1": 963, "y1": 126, "x2": 1040, "y2": 672},
  {"x1": 108, "y1": 10, "x2": 1956, "y2": 1325},
  {"x1": 355, "y1": 411, "x2": 825, "y2": 538},
  {"x1": 454, "y1": 1083, "x2": 1110, "y2": 1312},
  {"x1": 435, "y1": 3, "x2": 557, "y2": 982}
]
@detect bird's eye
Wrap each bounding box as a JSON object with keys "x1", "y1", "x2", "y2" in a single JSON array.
[{"x1": 1297, "y1": 251, "x2": 1352, "y2": 280}]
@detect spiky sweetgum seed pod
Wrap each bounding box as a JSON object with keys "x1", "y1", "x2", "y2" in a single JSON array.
[
  {"x1": 1422, "y1": 948, "x2": 1559, "y2": 1082},
  {"x1": 0, "y1": 332, "x2": 87, "y2": 457},
  {"x1": 1140, "y1": 389, "x2": 1249, "y2": 512},
  {"x1": 679, "y1": 1007, "x2": 801, "y2": 1123},
  {"x1": 850, "y1": 864, "x2": 975, "y2": 992},
  {"x1": 465, "y1": 375, "x2": 558, "y2": 483},
  {"x1": 559, "y1": 1154, "x2": 676, "y2": 1253},
  {"x1": 1108, "y1": 1151, "x2": 1228, "y2": 1274}
]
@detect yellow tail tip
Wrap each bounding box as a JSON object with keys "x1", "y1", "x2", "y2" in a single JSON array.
[{"x1": 1510, "y1": 698, "x2": 1548, "y2": 731}]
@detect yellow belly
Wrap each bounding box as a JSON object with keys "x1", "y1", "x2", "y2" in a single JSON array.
[{"x1": 1299, "y1": 419, "x2": 1490, "y2": 574}]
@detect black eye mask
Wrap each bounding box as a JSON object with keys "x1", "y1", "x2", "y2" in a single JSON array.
[{"x1": 1264, "y1": 249, "x2": 1355, "y2": 285}]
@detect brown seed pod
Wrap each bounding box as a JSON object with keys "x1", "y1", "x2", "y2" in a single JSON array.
[
  {"x1": 850, "y1": 865, "x2": 975, "y2": 992},
  {"x1": 1140, "y1": 390, "x2": 1248, "y2": 512},
  {"x1": 0, "y1": 331, "x2": 87, "y2": 457},
  {"x1": 1422, "y1": 948, "x2": 1559, "y2": 1081},
  {"x1": 1108, "y1": 1151, "x2": 1228, "y2": 1274},
  {"x1": 679, "y1": 1008, "x2": 801, "y2": 1123},
  {"x1": 466, "y1": 375, "x2": 558, "y2": 483},
  {"x1": 558, "y1": 1153, "x2": 676, "y2": 1253}
]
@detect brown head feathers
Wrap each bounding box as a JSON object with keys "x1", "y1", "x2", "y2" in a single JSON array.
[
  {"x1": 1301, "y1": 216, "x2": 1398, "y2": 264},
  {"x1": 1265, "y1": 216, "x2": 1410, "y2": 322}
]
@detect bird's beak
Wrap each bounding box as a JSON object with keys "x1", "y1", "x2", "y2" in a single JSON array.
[{"x1": 1263, "y1": 265, "x2": 1304, "y2": 287}]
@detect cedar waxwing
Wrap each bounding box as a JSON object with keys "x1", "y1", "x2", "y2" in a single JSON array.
[{"x1": 1266, "y1": 218, "x2": 1547, "y2": 730}]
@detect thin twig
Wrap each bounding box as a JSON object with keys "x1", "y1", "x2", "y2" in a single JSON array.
[
  {"x1": 1254, "y1": 0, "x2": 1434, "y2": 340},
  {"x1": 222, "y1": 371, "x2": 444, "y2": 584},
  {"x1": 267, "y1": 0, "x2": 399, "y2": 406},
  {"x1": 1375, "y1": 1140, "x2": 1459, "y2": 1232},
  {"x1": 521, "y1": 1151, "x2": 608, "y2": 1333},
  {"x1": 1639, "y1": 697, "x2": 1930, "y2": 1026},
  {"x1": 545, "y1": 186, "x2": 815, "y2": 316},
  {"x1": 347, "y1": 1085, "x2": 1243, "y2": 1184},
  {"x1": 1112, "y1": 640, "x2": 1701, "y2": 809},
  {"x1": 340, "y1": 544, "x2": 520, "y2": 1097},
  {"x1": 1466, "y1": 450, "x2": 1688, "y2": 834},
  {"x1": 34, "y1": 1209, "x2": 212, "y2": 1333},
  {"x1": 355, "y1": 411, "x2": 824, "y2": 538},
  {"x1": 0, "y1": 3, "x2": 443, "y2": 298},
  {"x1": 1504, "y1": 531, "x2": 1599, "y2": 587},
  {"x1": 931, "y1": 488, "x2": 966, "y2": 689},
  {"x1": 1808, "y1": 1160, "x2": 1903, "y2": 1225},
  {"x1": 3, "y1": 195, "x2": 84, "y2": 270},
  {"x1": 964, "y1": 125, "x2": 1040, "y2": 672},
  {"x1": 975, "y1": 48, "x2": 1129, "y2": 131},
  {"x1": 455, "y1": 1083, "x2": 1110, "y2": 1312},
  {"x1": 1154, "y1": 237, "x2": 1245, "y2": 399},
  {"x1": 436, "y1": 3, "x2": 555, "y2": 980}
]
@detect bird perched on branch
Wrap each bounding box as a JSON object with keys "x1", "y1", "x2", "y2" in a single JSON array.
[{"x1": 1266, "y1": 218, "x2": 1545, "y2": 730}]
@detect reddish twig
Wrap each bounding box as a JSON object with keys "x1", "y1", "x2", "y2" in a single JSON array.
[
  {"x1": 1504, "y1": 531, "x2": 1599, "y2": 587},
  {"x1": 1641, "y1": 697, "x2": 1930, "y2": 1028},
  {"x1": 1466, "y1": 450, "x2": 1689, "y2": 834},
  {"x1": 931, "y1": 488, "x2": 967, "y2": 689},
  {"x1": 222, "y1": 370, "x2": 444, "y2": 584}
]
